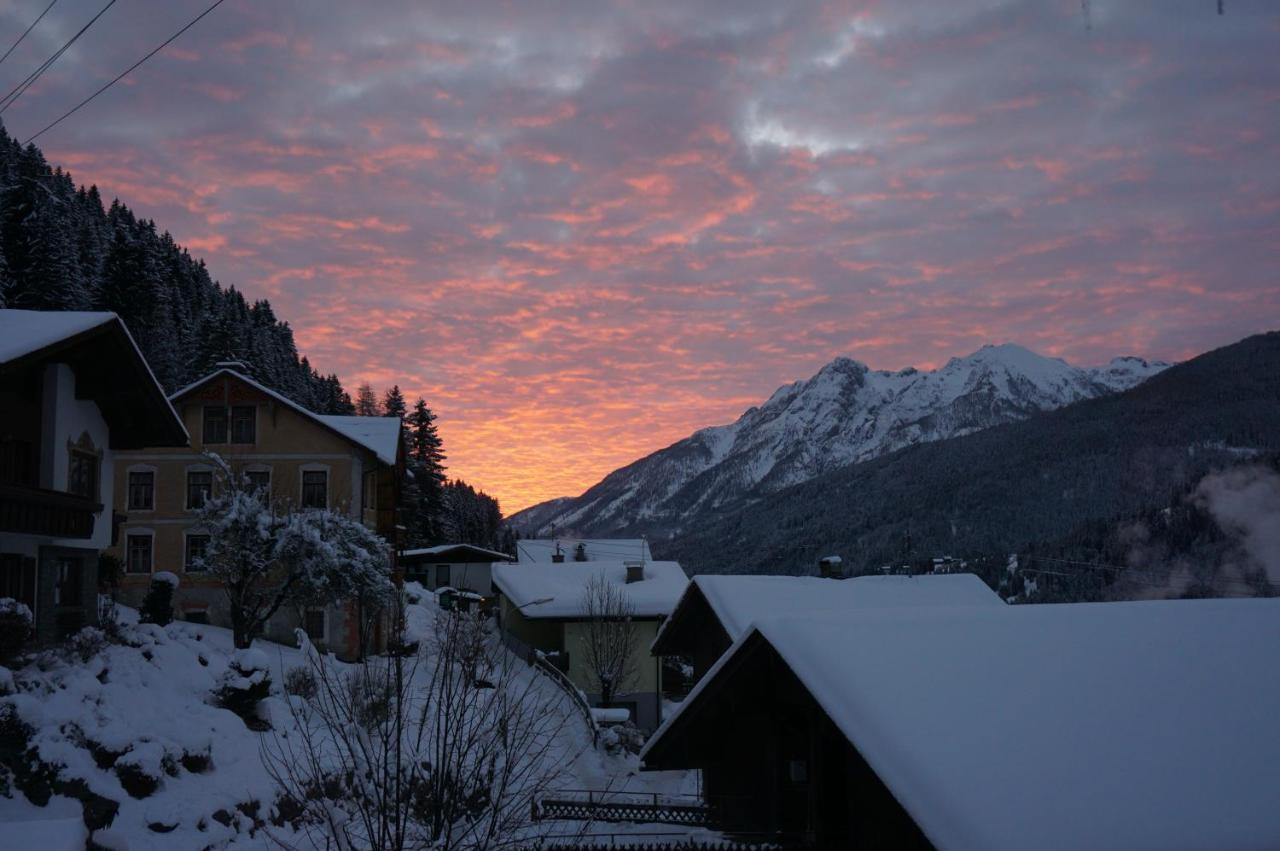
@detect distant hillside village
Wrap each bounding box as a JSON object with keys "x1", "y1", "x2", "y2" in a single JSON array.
[{"x1": 4, "y1": 306, "x2": 1280, "y2": 849}]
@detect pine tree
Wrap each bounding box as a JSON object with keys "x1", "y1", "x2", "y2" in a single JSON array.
[
  {"x1": 382, "y1": 385, "x2": 407, "y2": 420},
  {"x1": 355, "y1": 384, "x2": 380, "y2": 416}
]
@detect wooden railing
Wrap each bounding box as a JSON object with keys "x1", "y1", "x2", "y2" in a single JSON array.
[
  {"x1": 534, "y1": 790, "x2": 719, "y2": 827},
  {"x1": 0, "y1": 482, "x2": 99, "y2": 538},
  {"x1": 502, "y1": 628, "x2": 598, "y2": 746}
]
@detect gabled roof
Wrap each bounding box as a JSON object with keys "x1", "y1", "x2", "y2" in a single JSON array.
[
  {"x1": 170, "y1": 367, "x2": 401, "y2": 465},
  {"x1": 515, "y1": 538, "x2": 652, "y2": 564},
  {"x1": 644, "y1": 598, "x2": 1280, "y2": 851},
  {"x1": 0, "y1": 310, "x2": 187, "y2": 448},
  {"x1": 401, "y1": 544, "x2": 514, "y2": 562},
  {"x1": 492, "y1": 560, "x2": 687, "y2": 619},
  {"x1": 652, "y1": 572, "x2": 1003, "y2": 654}
]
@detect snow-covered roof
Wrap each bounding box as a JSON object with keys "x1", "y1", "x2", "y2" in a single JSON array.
[
  {"x1": 645, "y1": 598, "x2": 1280, "y2": 851},
  {"x1": 515, "y1": 538, "x2": 653, "y2": 563},
  {"x1": 316, "y1": 415, "x2": 401, "y2": 466},
  {"x1": 492, "y1": 560, "x2": 687, "y2": 619},
  {"x1": 171, "y1": 368, "x2": 401, "y2": 465},
  {"x1": 656, "y1": 573, "x2": 1002, "y2": 650},
  {"x1": 0, "y1": 310, "x2": 118, "y2": 363},
  {"x1": 401, "y1": 544, "x2": 513, "y2": 562}
]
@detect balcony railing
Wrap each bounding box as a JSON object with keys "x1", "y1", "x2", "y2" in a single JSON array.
[{"x1": 0, "y1": 482, "x2": 100, "y2": 539}]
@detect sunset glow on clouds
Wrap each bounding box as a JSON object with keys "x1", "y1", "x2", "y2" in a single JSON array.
[{"x1": 3, "y1": 0, "x2": 1278, "y2": 511}]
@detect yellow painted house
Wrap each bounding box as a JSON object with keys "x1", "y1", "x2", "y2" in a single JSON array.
[
  {"x1": 492, "y1": 559, "x2": 687, "y2": 731},
  {"x1": 108, "y1": 365, "x2": 402, "y2": 660}
]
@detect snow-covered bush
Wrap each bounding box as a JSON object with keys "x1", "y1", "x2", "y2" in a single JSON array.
[
  {"x1": 0, "y1": 598, "x2": 33, "y2": 664},
  {"x1": 68, "y1": 626, "x2": 109, "y2": 663},
  {"x1": 114, "y1": 740, "x2": 172, "y2": 799},
  {"x1": 597, "y1": 720, "x2": 646, "y2": 756},
  {"x1": 139, "y1": 574, "x2": 178, "y2": 626},
  {"x1": 283, "y1": 666, "x2": 317, "y2": 701},
  {"x1": 196, "y1": 455, "x2": 395, "y2": 648},
  {"x1": 215, "y1": 648, "x2": 272, "y2": 728}
]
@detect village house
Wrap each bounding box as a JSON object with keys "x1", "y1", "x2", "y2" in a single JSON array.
[
  {"x1": 0, "y1": 310, "x2": 187, "y2": 644},
  {"x1": 400, "y1": 543, "x2": 514, "y2": 596},
  {"x1": 652, "y1": 572, "x2": 1004, "y2": 683},
  {"x1": 642, "y1": 597, "x2": 1280, "y2": 849},
  {"x1": 108, "y1": 364, "x2": 402, "y2": 660},
  {"x1": 492, "y1": 559, "x2": 686, "y2": 731},
  {"x1": 515, "y1": 537, "x2": 652, "y2": 564}
]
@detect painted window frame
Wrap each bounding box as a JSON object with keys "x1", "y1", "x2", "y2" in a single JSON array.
[
  {"x1": 299, "y1": 464, "x2": 330, "y2": 510},
  {"x1": 125, "y1": 529, "x2": 155, "y2": 575},
  {"x1": 126, "y1": 464, "x2": 157, "y2": 512},
  {"x1": 303, "y1": 607, "x2": 328, "y2": 644},
  {"x1": 362, "y1": 469, "x2": 378, "y2": 510},
  {"x1": 230, "y1": 405, "x2": 257, "y2": 445},
  {"x1": 202, "y1": 406, "x2": 228, "y2": 445},
  {"x1": 183, "y1": 530, "x2": 211, "y2": 573},
  {"x1": 186, "y1": 465, "x2": 214, "y2": 511}
]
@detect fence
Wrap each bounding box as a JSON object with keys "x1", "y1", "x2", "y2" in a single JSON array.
[
  {"x1": 523, "y1": 833, "x2": 790, "y2": 851},
  {"x1": 535, "y1": 790, "x2": 717, "y2": 827}
]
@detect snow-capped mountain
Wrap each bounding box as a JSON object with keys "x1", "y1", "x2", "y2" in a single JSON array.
[{"x1": 510, "y1": 344, "x2": 1170, "y2": 538}]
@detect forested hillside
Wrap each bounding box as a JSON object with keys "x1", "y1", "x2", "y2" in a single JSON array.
[
  {"x1": 0, "y1": 125, "x2": 352, "y2": 413},
  {"x1": 658, "y1": 331, "x2": 1280, "y2": 579}
]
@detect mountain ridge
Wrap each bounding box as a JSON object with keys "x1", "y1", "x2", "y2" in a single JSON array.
[{"x1": 511, "y1": 343, "x2": 1170, "y2": 537}]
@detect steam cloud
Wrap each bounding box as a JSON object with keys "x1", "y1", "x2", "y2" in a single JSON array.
[{"x1": 1193, "y1": 466, "x2": 1280, "y2": 584}]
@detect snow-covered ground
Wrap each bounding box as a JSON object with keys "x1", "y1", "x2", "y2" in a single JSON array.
[{"x1": 0, "y1": 594, "x2": 701, "y2": 849}]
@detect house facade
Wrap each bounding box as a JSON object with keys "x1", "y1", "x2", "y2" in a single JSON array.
[
  {"x1": 107, "y1": 366, "x2": 402, "y2": 660},
  {"x1": 492, "y1": 559, "x2": 687, "y2": 731},
  {"x1": 0, "y1": 311, "x2": 186, "y2": 645}
]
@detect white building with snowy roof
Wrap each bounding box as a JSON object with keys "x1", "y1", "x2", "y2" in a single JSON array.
[
  {"x1": 493, "y1": 559, "x2": 687, "y2": 730},
  {"x1": 642, "y1": 596, "x2": 1280, "y2": 850}
]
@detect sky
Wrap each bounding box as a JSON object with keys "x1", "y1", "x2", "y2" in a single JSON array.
[{"x1": 0, "y1": 0, "x2": 1277, "y2": 513}]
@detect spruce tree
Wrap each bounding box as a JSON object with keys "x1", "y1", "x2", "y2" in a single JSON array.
[{"x1": 382, "y1": 385, "x2": 407, "y2": 420}]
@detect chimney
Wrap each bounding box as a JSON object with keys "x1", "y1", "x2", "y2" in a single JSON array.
[
  {"x1": 818, "y1": 555, "x2": 844, "y2": 579},
  {"x1": 573, "y1": 542, "x2": 588, "y2": 562},
  {"x1": 624, "y1": 561, "x2": 645, "y2": 583},
  {"x1": 551, "y1": 541, "x2": 565, "y2": 563}
]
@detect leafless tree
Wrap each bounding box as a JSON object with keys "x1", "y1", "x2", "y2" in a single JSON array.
[
  {"x1": 263, "y1": 608, "x2": 574, "y2": 850},
  {"x1": 578, "y1": 572, "x2": 639, "y2": 707}
]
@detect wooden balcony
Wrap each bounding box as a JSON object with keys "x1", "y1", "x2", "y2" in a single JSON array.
[{"x1": 0, "y1": 482, "x2": 100, "y2": 539}]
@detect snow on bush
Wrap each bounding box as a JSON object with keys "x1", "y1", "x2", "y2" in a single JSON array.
[
  {"x1": 152, "y1": 571, "x2": 180, "y2": 590},
  {"x1": 215, "y1": 648, "x2": 273, "y2": 727}
]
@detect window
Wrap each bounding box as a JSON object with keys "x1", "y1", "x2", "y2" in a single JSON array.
[
  {"x1": 301, "y1": 470, "x2": 327, "y2": 509},
  {"x1": 245, "y1": 469, "x2": 271, "y2": 496},
  {"x1": 54, "y1": 558, "x2": 82, "y2": 607},
  {"x1": 203, "y1": 406, "x2": 228, "y2": 444},
  {"x1": 304, "y1": 608, "x2": 326, "y2": 643},
  {"x1": 185, "y1": 534, "x2": 210, "y2": 572},
  {"x1": 127, "y1": 470, "x2": 155, "y2": 511},
  {"x1": 362, "y1": 470, "x2": 377, "y2": 510},
  {"x1": 435, "y1": 564, "x2": 451, "y2": 588},
  {"x1": 68, "y1": 449, "x2": 98, "y2": 500},
  {"x1": 126, "y1": 534, "x2": 153, "y2": 574},
  {"x1": 187, "y1": 470, "x2": 213, "y2": 510},
  {"x1": 230, "y1": 405, "x2": 256, "y2": 444}
]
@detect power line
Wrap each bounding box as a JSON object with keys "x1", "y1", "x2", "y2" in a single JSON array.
[
  {"x1": 25, "y1": 0, "x2": 229, "y2": 144},
  {"x1": 0, "y1": 0, "x2": 57, "y2": 68},
  {"x1": 0, "y1": 0, "x2": 117, "y2": 115}
]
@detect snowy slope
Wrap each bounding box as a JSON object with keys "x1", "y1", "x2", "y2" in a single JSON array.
[{"x1": 512, "y1": 344, "x2": 1169, "y2": 537}]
